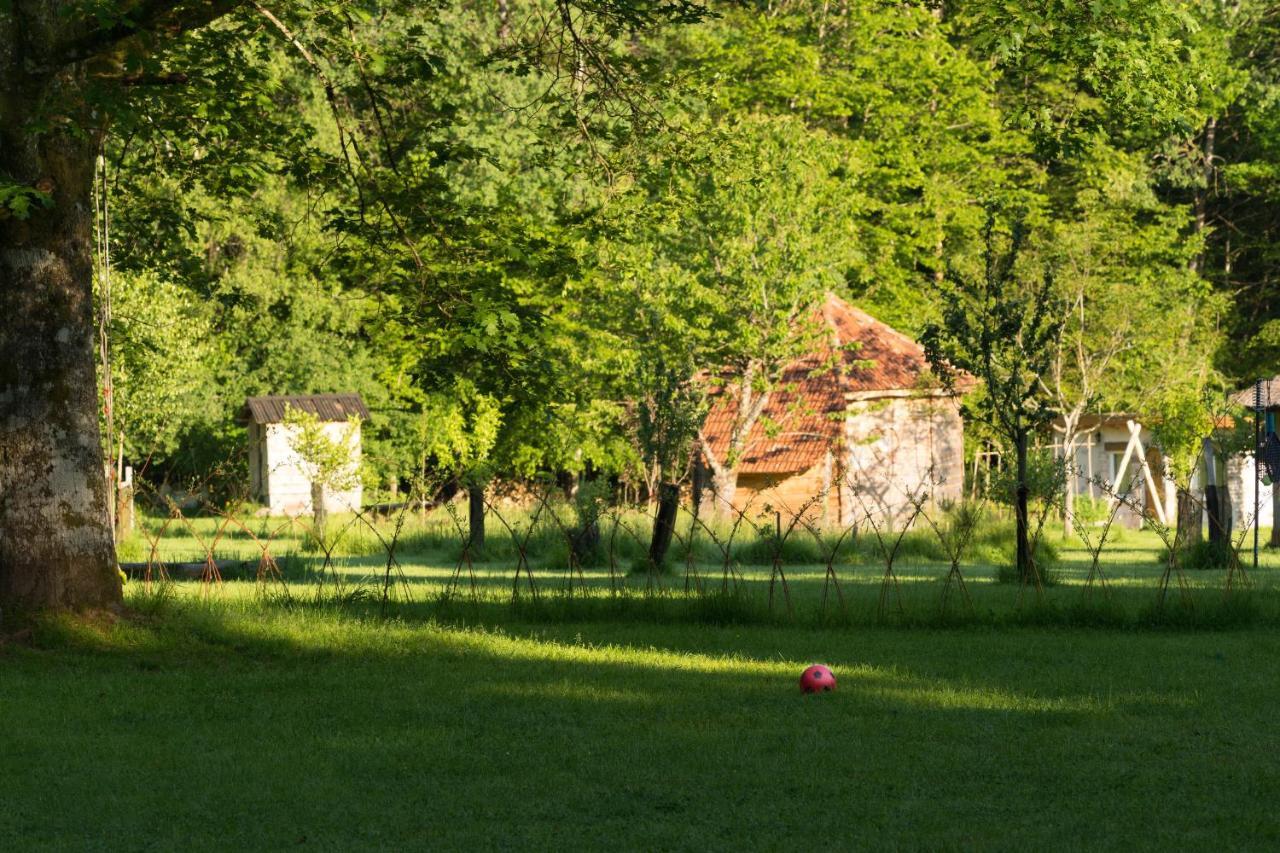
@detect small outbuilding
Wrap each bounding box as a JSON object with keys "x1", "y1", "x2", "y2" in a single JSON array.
[
  {"x1": 1050, "y1": 383, "x2": 1279, "y2": 533},
  {"x1": 1230, "y1": 378, "x2": 1279, "y2": 540},
  {"x1": 241, "y1": 394, "x2": 370, "y2": 516},
  {"x1": 700, "y1": 295, "x2": 969, "y2": 526},
  {"x1": 1049, "y1": 414, "x2": 1177, "y2": 529}
]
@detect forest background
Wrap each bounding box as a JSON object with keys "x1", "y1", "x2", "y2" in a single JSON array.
[{"x1": 84, "y1": 0, "x2": 1280, "y2": 508}]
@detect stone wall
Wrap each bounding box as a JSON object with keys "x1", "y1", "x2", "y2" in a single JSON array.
[
  {"x1": 841, "y1": 394, "x2": 964, "y2": 527},
  {"x1": 728, "y1": 393, "x2": 965, "y2": 529}
]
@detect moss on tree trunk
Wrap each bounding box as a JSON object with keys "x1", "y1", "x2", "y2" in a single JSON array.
[{"x1": 0, "y1": 69, "x2": 122, "y2": 611}]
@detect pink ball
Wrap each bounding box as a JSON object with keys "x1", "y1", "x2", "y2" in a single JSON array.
[{"x1": 800, "y1": 664, "x2": 836, "y2": 694}]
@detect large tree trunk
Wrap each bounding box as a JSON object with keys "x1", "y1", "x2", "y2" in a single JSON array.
[{"x1": 0, "y1": 68, "x2": 121, "y2": 612}]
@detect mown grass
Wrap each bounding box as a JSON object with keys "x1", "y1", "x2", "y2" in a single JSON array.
[
  {"x1": 7, "y1": 510, "x2": 1280, "y2": 848},
  {"x1": 4, "y1": 597, "x2": 1280, "y2": 849}
]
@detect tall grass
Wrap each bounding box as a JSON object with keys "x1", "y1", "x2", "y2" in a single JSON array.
[{"x1": 118, "y1": 500, "x2": 1064, "y2": 573}]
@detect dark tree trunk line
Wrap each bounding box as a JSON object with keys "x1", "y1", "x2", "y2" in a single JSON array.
[
  {"x1": 648, "y1": 482, "x2": 679, "y2": 568},
  {"x1": 0, "y1": 65, "x2": 122, "y2": 611},
  {"x1": 1014, "y1": 428, "x2": 1031, "y2": 583},
  {"x1": 468, "y1": 484, "x2": 485, "y2": 551}
]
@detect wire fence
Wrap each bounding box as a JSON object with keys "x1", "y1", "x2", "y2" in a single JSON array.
[{"x1": 112, "y1": 442, "x2": 1277, "y2": 628}]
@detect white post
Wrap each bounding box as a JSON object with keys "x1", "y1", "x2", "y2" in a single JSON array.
[{"x1": 1130, "y1": 421, "x2": 1167, "y2": 526}]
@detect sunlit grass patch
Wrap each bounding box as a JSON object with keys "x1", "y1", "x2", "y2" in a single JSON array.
[{"x1": 6, "y1": 597, "x2": 1280, "y2": 849}]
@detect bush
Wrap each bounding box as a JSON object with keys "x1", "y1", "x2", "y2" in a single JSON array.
[
  {"x1": 975, "y1": 516, "x2": 1059, "y2": 584},
  {"x1": 732, "y1": 532, "x2": 826, "y2": 565},
  {"x1": 995, "y1": 559, "x2": 1061, "y2": 586},
  {"x1": 1070, "y1": 495, "x2": 1111, "y2": 527},
  {"x1": 1172, "y1": 538, "x2": 1238, "y2": 571}
]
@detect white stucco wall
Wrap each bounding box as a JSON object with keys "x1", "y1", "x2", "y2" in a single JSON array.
[
  {"x1": 1059, "y1": 423, "x2": 1168, "y2": 528},
  {"x1": 257, "y1": 422, "x2": 363, "y2": 516},
  {"x1": 1230, "y1": 454, "x2": 1275, "y2": 532}
]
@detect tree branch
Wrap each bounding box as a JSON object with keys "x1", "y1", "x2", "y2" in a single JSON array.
[{"x1": 49, "y1": 0, "x2": 244, "y2": 70}]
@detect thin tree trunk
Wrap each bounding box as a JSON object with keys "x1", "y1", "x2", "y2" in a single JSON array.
[
  {"x1": 1191, "y1": 117, "x2": 1216, "y2": 274},
  {"x1": 115, "y1": 478, "x2": 134, "y2": 541},
  {"x1": 311, "y1": 480, "x2": 328, "y2": 546},
  {"x1": 1060, "y1": 432, "x2": 1078, "y2": 538},
  {"x1": 648, "y1": 482, "x2": 679, "y2": 568},
  {"x1": 1176, "y1": 489, "x2": 1202, "y2": 548},
  {"x1": 468, "y1": 484, "x2": 485, "y2": 551},
  {"x1": 1015, "y1": 429, "x2": 1031, "y2": 581},
  {"x1": 0, "y1": 69, "x2": 121, "y2": 611}
]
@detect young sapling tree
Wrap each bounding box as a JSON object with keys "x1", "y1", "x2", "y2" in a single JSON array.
[
  {"x1": 922, "y1": 208, "x2": 1065, "y2": 585},
  {"x1": 284, "y1": 406, "x2": 363, "y2": 549}
]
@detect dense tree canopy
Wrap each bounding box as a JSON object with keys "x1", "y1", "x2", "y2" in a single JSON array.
[{"x1": 89, "y1": 0, "x2": 1275, "y2": 493}]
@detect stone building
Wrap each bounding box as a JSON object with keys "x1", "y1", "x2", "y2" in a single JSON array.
[
  {"x1": 699, "y1": 295, "x2": 968, "y2": 527},
  {"x1": 241, "y1": 394, "x2": 369, "y2": 516}
]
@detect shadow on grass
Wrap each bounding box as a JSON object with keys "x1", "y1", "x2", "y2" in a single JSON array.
[{"x1": 22, "y1": 597, "x2": 1173, "y2": 724}]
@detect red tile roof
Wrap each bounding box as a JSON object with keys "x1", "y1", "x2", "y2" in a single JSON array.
[{"x1": 702, "y1": 294, "x2": 962, "y2": 474}]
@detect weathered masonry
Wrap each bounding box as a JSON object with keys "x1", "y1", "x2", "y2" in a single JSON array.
[{"x1": 700, "y1": 295, "x2": 968, "y2": 527}]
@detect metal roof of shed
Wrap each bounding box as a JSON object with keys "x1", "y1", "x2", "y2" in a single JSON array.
[
  {"x1": 242, "y1": 394, "x2": 370, "y2": 424},
  {"x1": 1231, "y1": 378, "x2": 1280, "y2": 412}
]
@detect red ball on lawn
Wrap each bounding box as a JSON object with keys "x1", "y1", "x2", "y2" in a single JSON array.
[{"x1": 800, "y1": 664, "x2": 836, "y2": 694}]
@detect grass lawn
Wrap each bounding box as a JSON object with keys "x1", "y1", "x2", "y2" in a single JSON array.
[
  {"x1": 4, "y1": 601, "x2": 1280, "y2": 849},
  {"x1": 4, "y1": 515, "x2": 1280, "y2": 849}
]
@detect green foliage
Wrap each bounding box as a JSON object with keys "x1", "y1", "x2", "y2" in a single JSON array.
[
  {"x1": 0, "y1": 180, "x2": 51, "y2": 219},
  {"x1": 955, "y1": 0, "x2": 1220, "y2": 158},
  {"x1": 988, "y1": 449, "x2": 1067, "y2": 508},
  {"x1": 1173, "y1": 538, "x2": 1239, "y2": 571},
  {"x1": 1070, "y1": 495, "x2": 1111, "y2": 528},
  {"x1": 922, "y1": 208, "x2": 1064, "y2": 442},
  {"x1": 671, "y1": 0, "x2": 1031, "y2": 332},
  {"x1": 282, "y1": 407, "x2": 362, "y2": 493},
  {"x1": 81, "y1": 0, "x2": 1275, "y2": 511},
  {"x1": 595, "y1": 112, "x2": 862, "y2": 482},
  {"x1": 1147, "y1": 389, "x2": 1220, "y2": 483}
]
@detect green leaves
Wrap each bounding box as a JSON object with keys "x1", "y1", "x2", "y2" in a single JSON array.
[
  {"x1": 0, "y1": 181, "x2": 52, "y2": 219},
  {"x1": 283, "y1": 406, "x2": 363, "y2": 491},
  {"x1": 922, "y1": 206, "x2": 1065, "y2": 440}
]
